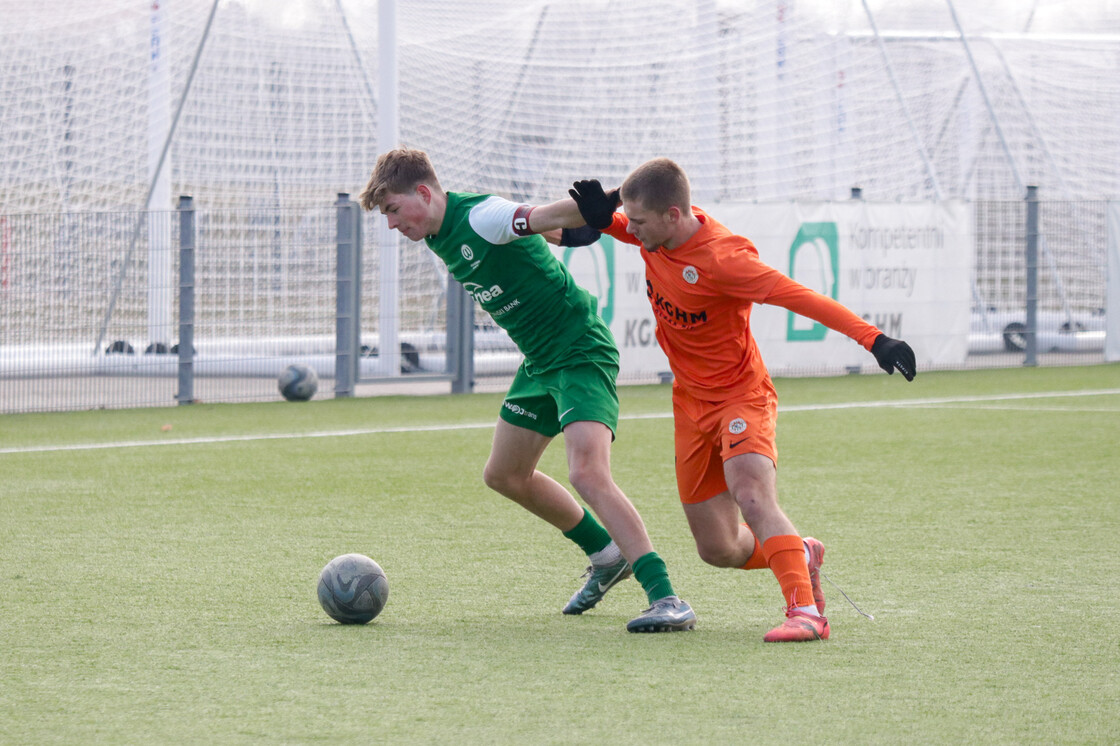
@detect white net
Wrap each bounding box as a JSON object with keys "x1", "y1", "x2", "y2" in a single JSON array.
[
  {"x1": 0, "y1": 0, "x2": 1116, "y2": 410},
  {"x1": 3, "y1": 1, "x2": 1117, "y2": 203}
]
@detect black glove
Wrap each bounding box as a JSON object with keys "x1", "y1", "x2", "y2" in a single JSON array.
[
  {"x1": 871, "y1": 334, "x2": 916, "y2": 381},
  {"x1": 558, "y1": 225, "x2": 602, "y2": 247},
  {"x1": 568, "y1": 179, "x2": 621, "y2": 230}
]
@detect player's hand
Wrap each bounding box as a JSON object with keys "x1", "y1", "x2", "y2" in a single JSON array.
[
  {"x1": 568, "y1": 179, "x2": 620, "y2": 230},
  {"x1": 871, "y1": 334, "x2": 916, "y2": 381},
  {"x1": 558, "y1": 225, "x2": 602, "y2": 247}
]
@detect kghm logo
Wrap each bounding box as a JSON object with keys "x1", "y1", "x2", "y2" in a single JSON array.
[{"x1": 788, "y1": 222, "x2": 839, "y2": 342}]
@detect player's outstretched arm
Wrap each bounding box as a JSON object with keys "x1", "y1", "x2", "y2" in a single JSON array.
[
  {"x1": 523, "y1": 196, "x2": 587, "y2": 234},
  {"x1": 870, "y1": 334, "x2": 917, "y2": 381},
  {"x1": 760, "y1": 275, "x2": 916, "y2": 381}
]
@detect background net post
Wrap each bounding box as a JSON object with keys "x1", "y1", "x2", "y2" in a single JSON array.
[
  {"x1": 177, "y1": 195, "x2": 195, "y2": 405},
  {"x1": 1025, "y1": 185, "x2": 1039, "y2": 366},
  {"x1": 334, "y1": 193, "x2": 359, "y2": 399}
]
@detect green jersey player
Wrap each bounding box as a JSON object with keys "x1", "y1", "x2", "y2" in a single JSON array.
[{"x1": 359, "y1": 148, "x2": 694, "y2": 632}]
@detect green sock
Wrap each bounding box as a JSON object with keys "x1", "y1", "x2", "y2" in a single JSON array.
[
  {"x1": 632, "y1": 551, "x2": 675, "y2": 604},
  {"x1": 561, "y1": 508, "x2": 612, "y2": 556}
]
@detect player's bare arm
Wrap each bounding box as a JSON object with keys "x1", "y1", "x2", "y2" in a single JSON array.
[{"x1": 522, "y1": 196, "x2": 588, "y2": 234}]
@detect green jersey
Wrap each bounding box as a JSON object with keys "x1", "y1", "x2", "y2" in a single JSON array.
[{"x1": 425, "y1": 191, "x2": 614, "y2": 370}]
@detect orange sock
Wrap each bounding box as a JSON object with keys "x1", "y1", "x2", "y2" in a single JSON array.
[
  {"x1": 762, "y1": 534, "x2": 814, "y2": 610},
  {"x1": 739, "y1": 529, "x2": 767, "y2": 570}
]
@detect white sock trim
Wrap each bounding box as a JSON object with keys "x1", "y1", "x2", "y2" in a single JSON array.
[{"x1": 589, "y1": 542, "x2": 622, "y2": 567}]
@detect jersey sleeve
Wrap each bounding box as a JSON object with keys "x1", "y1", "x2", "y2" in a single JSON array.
[
  {"x1": 602, "y1": 212, "x2": 641, "y2": 246},
  {"x1": 467, "y1": 196, "x2": 534, "y2": 245},
  {"x1": 762, "y1": 273, "x2": 882, "y2": 350}
]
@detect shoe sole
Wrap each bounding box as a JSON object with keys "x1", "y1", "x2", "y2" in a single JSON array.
[{"x1": 626, "y1": 617, "x2": 697, "y2": 633}]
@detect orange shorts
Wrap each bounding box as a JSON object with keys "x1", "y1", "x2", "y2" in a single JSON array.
[{"x1": 672, "y1": 380, "x2": 778, "y2": 504}]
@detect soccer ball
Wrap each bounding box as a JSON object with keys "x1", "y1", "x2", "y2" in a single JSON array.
[
  {"x1": 278, "y1": 363, "x2": 318, "y2": 401},
  {"x1": 317, "y1": 553, "x2": 389, "y2": 624}
]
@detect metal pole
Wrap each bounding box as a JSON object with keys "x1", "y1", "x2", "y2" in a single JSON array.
[
  {"x1": 335, "y1": 194, "x2": 359, "y2": 397},
  {"x1": 860, "y1": 0, "x2": 944, "y2": 199},
  {"x1": 447, "y1": 277, "x2": 474, "y2": 394},
  {"x1": 176, "y1": 195, "x2": 195, "y2": 405},
  {"x1": 377, "y1": 0, "x2": 400, "y2": 377},
  {"x1": 1025, "y1": 185, "x2": 1039, "y2": 366}
]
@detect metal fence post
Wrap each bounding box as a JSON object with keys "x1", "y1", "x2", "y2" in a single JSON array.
[
  {"x1": 176, "y1": 195, "x2": 195, "y2": 405},
  {"x1": 1025, "y1": 185, "x2": 1039, "y2": 366},
  {"x1": 335, "y1": 193, "x2": 360, "y2": 397},
  {"x1": 447, "y1": 276, "x2": 474, "y2": 394}
]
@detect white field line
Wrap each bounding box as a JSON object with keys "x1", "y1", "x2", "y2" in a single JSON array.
[{"x1": 3, "y1": 388, "x2": 1118, "y2": 456}]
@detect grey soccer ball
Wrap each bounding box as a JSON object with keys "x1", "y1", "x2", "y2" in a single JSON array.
[
  {"x1": 278, "y1": 363, "x2": 318, "y2": 401},
  {"x1": 316, "y1": 553, "x2": 389, "y2": 624}
]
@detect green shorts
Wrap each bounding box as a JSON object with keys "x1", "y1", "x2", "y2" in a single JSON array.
[{"x1": 498, "y1": 349, "x2": 620, "y2": 438}]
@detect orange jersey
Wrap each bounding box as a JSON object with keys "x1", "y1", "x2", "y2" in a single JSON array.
[{"x1": 604, "y1": 207, "x2": 882, "y2": 399}]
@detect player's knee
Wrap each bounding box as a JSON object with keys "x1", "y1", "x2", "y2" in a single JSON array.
[
  {"x1": 695, "y1": 539, "x2": 739, "y2": 568},
  {"x1": 735, "y1": 489, "x2": 778, "y2": 525},
  {"x1": 566, "y1": 462, "x2": 612, "y2": 501},
  {"x1": 482, "y1": 462, "x2": 520, "y2": 496}
]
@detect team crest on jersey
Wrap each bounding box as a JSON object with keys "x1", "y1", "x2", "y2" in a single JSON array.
[
  {"x1": 460, "y1": 244, "x2": 474, "y2": 261},
  {"x1": 729, "y1": 418, "x2": 747, "y2": 435},
  {"x1": 682, "y1": 266, "x2": 699, "y2": 284}
]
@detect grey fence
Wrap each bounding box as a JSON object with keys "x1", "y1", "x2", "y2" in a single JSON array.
[{"x1": 0, "y1": 193, "x2": 1112, "y2": 415}]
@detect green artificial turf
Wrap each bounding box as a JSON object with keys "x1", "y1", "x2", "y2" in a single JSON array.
[{"x1": 1, "y1": 365, "x2": 1117, "y2": 744}]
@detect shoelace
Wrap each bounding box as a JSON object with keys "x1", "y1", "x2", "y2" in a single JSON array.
[{"x1": 820, "y1": 569, "x2": 875, "y2": 620}]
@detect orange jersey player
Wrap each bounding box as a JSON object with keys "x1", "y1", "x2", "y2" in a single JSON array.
[{"x1": 530, "y1": 158, "x2": 916, "y2": 642}]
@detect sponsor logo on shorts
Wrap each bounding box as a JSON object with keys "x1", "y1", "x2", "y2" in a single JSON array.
[
  {"x1": 682, "y1": 266, "x2": 699, "y2": 284},
  {"x1": 729, "y1": 418, "x2": 747, "y2": 435},
  {"x1": 503, "y1": 401, "x2": 538, "y2": 421}
]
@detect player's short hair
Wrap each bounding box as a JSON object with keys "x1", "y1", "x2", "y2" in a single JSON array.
[
  {"x1": 359, "y1": 147, "x2": 443, "y2": 211},
  {"x1": 621, "y1": 157, "x2": 691, "y2": 215}
]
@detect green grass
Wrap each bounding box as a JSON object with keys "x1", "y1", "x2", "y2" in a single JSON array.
[{"x1": 1, "y1": 365, "x2": 1118, "y2": 744}]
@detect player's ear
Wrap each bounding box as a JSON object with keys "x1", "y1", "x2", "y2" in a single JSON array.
[
  {"x1": 666, "y1": 205, "x2": 682, "y2": 223},
  {"x1": 416, "y1": 184, "x2": 432, "y2": 203}
]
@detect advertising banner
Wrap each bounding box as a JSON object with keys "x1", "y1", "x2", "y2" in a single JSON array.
[{"x1": 554, "y1": 201, "x2": 973, "y2": 379}]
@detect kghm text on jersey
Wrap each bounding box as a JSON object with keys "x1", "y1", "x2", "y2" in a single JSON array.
[{"x1": 647, "y1": 281, "x2": 707, "y2": 329}]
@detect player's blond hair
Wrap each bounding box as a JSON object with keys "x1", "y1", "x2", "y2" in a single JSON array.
[
  {"x1": 359, "y1": 147, "x2": 444, "y2": 211},
  {"x1": 621, "y1": 157, "x2": 691, "y2": 215}
]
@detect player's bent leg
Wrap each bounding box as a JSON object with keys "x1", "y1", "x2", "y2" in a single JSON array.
[
  {"x1": 723, "y1": 452, "x2": 795, "y2": 542},
  {"x1": 681, "y1": 492, "x2": 757, "y2": 568},
  {"x1": 483, "y1": 418, "x2": 586, "y2": 531},
  {"x1": 562, "y1": 420, "x2": 655, "y2": 561}
]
